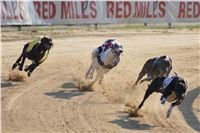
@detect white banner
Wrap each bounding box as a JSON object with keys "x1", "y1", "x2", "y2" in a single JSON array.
[{"x1": 1, "y1": 1, "x2": 200, "y2": 25}]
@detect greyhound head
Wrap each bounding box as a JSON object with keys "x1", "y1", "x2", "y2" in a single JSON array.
[
  {"x1": 176, "y1": 81, "x2": 187, "y2": 95},
  {"x1": 111, "y1": 43, "x2": 123, "y2": 57},
  {"x1": 40, "y1": 36, "x2": 53, "y2": 50}
]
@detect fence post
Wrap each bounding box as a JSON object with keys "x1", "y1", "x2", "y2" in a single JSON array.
[
  {"x1": 95, "y1": 24, "x2": 98, "y2": 30},
  {"x1": 17, "y1": 25, "x2": 22, "y2": 31},
  {"x1": 168, "y1": 22, "x2": 171, "y2": 28}
]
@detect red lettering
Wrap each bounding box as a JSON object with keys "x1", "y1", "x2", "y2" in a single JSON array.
[
  {"x1": 75, "y1": 2, "x2": 81, "y2": 19},
  {"x1": 178, "y1": 2, "x2": 200, "y2": 18},
  {"x1": 124, "y1": 2, "x2": 131, "y2": 18},
  {"x1": 142, "y1": 2, "x2": 147, "y2": 18},
  {"x1": 159, "y1": 2, "x2": 166, "y2": 17},
  {"x1": 153, "y1": 2, "x2": 157, "y2": 18},
  {"x1": 1, "y1": 1, "x2": 7, "y2": 19},
  {"x1": 116, "y1": 2, "x2": 122, "y2": 18},
  {"x1": 1, "y1": 1, "x2": 25, "y2": 20},
  {"x1": 61, "y1": 1, "x2": 96, "y2": 19},
  {"x1": 34, "y1": 1, "x2": 56, "y2": 19},
  {"x1": 81, "y1": 1, "x2": 89, "y2": 19},
  {"x1": 178, "y1": 2, "x2": 186, "y2": 18},
  {"x1": 10, "y1": 1, "x2": 18, "y2": 19},
  {"x1": 90, "y1": 1, "x2": 97, "y2": 18},
  {"x1": 146, "y1": 2, "x2": 152, "y2": 18},
  {"x1": 42, "y1": 2, "x2": 48, "y2": 19},
  {"x1": 193, "y1": 2, "x2": 200, "y2": 18},
  {"x1": 71, "y1": 2, "x2": 74, "y2": 18},
  {"x1": 49, "y1": 2, "x2": 56, "y2": 19},
  {"x1": 61, "y1": 2, "x2": 71, "y2": 19},
  {"x1": 134, "y1": 2, "x2": 143, "y2": 18},
  {"x1": 33, "y1": 1, "x2": 41, "y2": 18},
  {"x1": 33, "y1": 1, "x2": 41, "y2": 17},
  {"x1": 19, "y1": 1, "x2": 25, "y2": 19},
  {"x1": 106, "y1": 1, "x2": 114, "y2": 18},
  {"x1": 187, "y1": 2, "x2": 192, "y2": 18}
]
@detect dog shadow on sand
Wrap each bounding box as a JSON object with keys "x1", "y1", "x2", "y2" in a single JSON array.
[{"x1": 44, "y1": 82, "x2": 86, "y2": 99}]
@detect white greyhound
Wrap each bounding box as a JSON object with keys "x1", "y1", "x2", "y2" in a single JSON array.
[{"x1": 85, "y1": 43, "x2": 123, "y2": 85}]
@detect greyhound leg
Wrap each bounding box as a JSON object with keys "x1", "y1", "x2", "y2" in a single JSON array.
[
  {"x1": 12, "y1": 44, "x2": 28, "y2": 70},
  {"x1": 90, "y1": 67, "x2": 95, "y2": 79},
  {"x1": 134, "y1": 61, "x2": 149, "y2": 86},
  {"x1": 130, "y1": 78, "x2": 163, "y2": 117},
  {"x1": 134, "y1": 70, "x2": 147, "y2": 85},
  {"x1": 166, "y1": 105, "x2": 174, "y2": 118},
  {"x1": 26, "y1": 63, "x2": 38, "y2": 77},
  {"x1": 98, "y1": 75, "x2": 104, "y2": 84},
  {"x1": 24, "y1": 63, "x2": 31, "y2": 72},
  {"x1": 130, "y1": 77, "x2": 165, "y2": 116},
  {"x1": 129, "y1": 89, "x2": 154, "y2": 117},
  {"x1": 85, "y1": 64, "x2": 93, "y2": 79},
  {"x1": 97, "y1": 69, "x2": 109, "y2": 84},
  {"x1": 135, "y1": 87, "x2": 154, "y2": 113},
  {"x1": 139, "y1": 77, "x2": 152, "y2": 84},
  {"x1": 18, "y1": 56, "x2": 26, "y2": 71},
  {"x1": 12, "y1": 55, "x2": 23, "y2": 70},
  {"x1": 93, "y1": 69, "x2": 103, "y2": 85},
  {"x1": 166, "y1": 97, "x2": 182, "y2": 118}
]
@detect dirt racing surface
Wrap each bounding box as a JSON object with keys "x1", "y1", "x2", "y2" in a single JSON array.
[{"x1": 1, "y1": 27, "x2": 200, "y2": 133}]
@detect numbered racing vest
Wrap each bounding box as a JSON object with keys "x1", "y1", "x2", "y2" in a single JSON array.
[
  {"x1": 26, "y1": 39, "x2": 40, "y2": 53},
  {"x1": 163, "y1": 76, "x2": 176, "y2": 102},
  {"x1": 163, "y1": 76, "x2": 175, "y2": 89},
  {"x1": 38, "y1": 50, "x2": 49, "y2": 64}
]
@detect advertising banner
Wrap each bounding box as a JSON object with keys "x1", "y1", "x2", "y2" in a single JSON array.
[{"x1": 1, "y1": 1, "x2": 200, "y2": 25}]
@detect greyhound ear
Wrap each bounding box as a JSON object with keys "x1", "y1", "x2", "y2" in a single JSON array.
[
  {"x1": 38, "y1": 39, "x2": 41, "y2": 44},
  {"x1": 178, "y1": 82, "x2": 187, "y2": 93},
  {"x1": 38, "y1": 36, "x2": 44, "y2": 44}
]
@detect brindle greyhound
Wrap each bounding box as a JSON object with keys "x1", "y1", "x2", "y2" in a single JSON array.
[
  {"x1": 130, "y1": 76, "x2": 187, "y2": 118},
  {"x1": 12, "y1": 36, "x2": 53, "y2": 77},
  {"x1": 134, "y1": 55, "x2": 172, "y2": 86}
]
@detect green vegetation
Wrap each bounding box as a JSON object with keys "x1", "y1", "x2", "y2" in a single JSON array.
[
  {"x1": 107, "y1": 24, "x2": 200, "y2": 30},
  {"x1": 31, "y1": 29, "x2": 38, "y2": 33},
  {"x1": 1, "y1": 24, "x2": 199, "y2": 33}
]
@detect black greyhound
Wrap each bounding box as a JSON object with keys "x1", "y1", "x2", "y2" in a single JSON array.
[
  {"x1": 130, "y1": 76, "x2": 187, "y2": 118},
  {"x1": 12, "y1": 36, "x2": 53, "y2": 77},
  {"x1": 134, "y1": 55, "x2": 172, "y2": 86}
]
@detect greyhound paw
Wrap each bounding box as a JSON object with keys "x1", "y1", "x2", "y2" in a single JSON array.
[
  {"x1": 12, "y1": 63, "x2": 18, "y2": 70},
  {"x1": 160, "y1": 97, "x2": 167, "y2": 105},
  {"x1": 98, "y1": 80, "x2": 102, "y2": 84},
  {"x1": 138, "y1": 80, "x2": 143, "y2": 84},
  {"x1": 19, "y1": 66, "x2": 23, "y2": 71},
  {"x1": 132, "y1": 83, "x2": 137, "y2": 88},
  {"x1": 27, "y1": 72, "x2": 32, "y2": 77},
  {"x1": 129, "y1": 111, "x2": 140, "y2": 117},
  {"x1": 166, "y1": 105, "x2": 174, "y2": 118},
  {"x1": 24, "y1": 65, "x2": 29, "y2": 72},
  {"x1": 85, "y1": 74, "x2": 89, "y2": 79},
  {"x1": 166, "y1": 109, "x2": 172, "y2": 118},
  {"x1": 85, "y1": 75, "x2": 93, "y2": 80}
]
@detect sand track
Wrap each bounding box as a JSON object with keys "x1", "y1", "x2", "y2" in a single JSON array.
[{"x1": 1, "y1": 30, "x2": 200, "y2": 133}]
